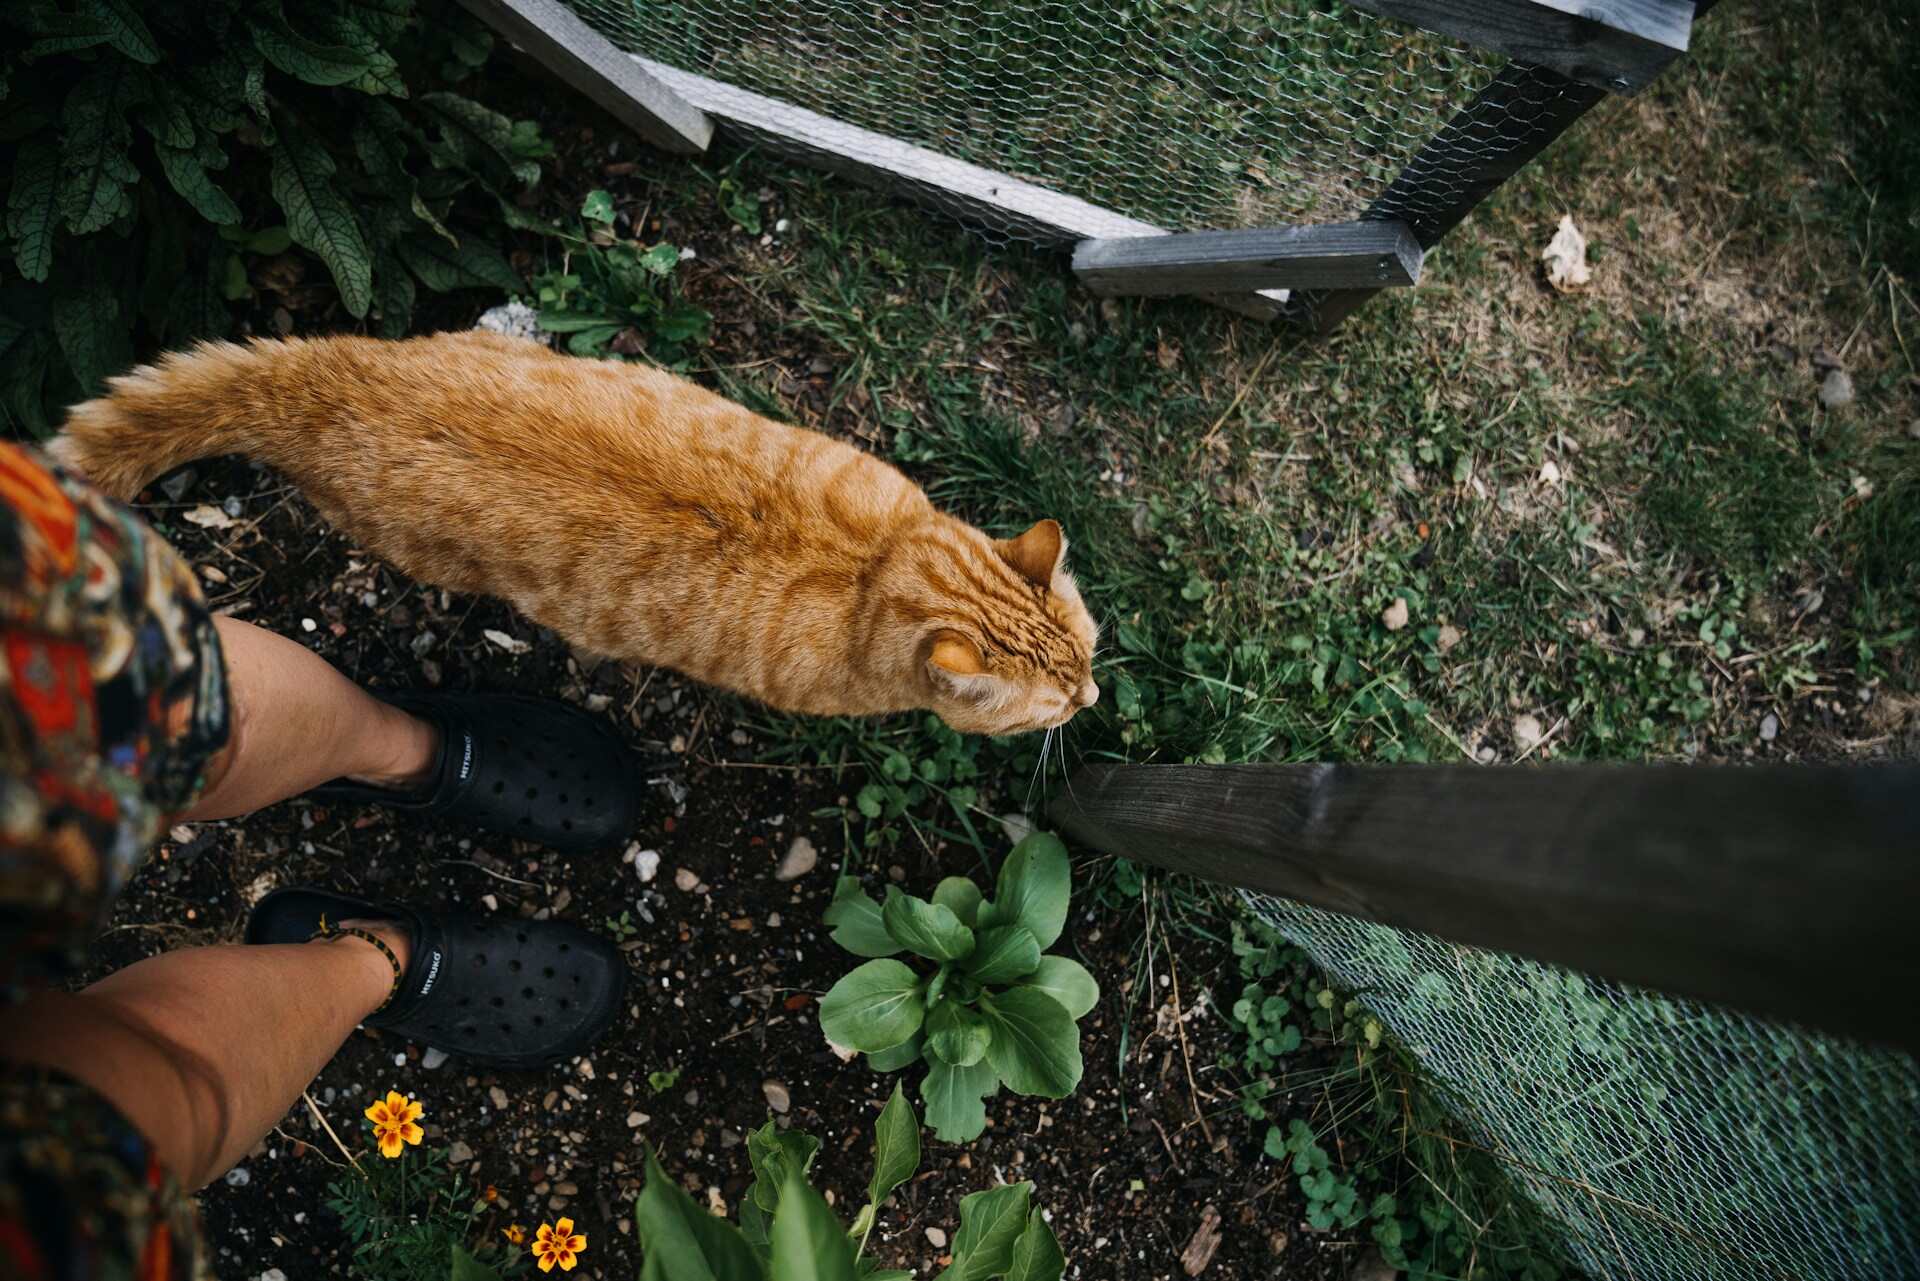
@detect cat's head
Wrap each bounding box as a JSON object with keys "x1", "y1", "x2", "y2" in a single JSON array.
[{"x1": 914, "y1": 518, "x2": 1100, "y2": 736}]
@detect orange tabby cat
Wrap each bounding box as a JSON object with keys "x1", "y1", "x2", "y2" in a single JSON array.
[{"x1": 51, "y1": 332, "x2": 1098, "y2": 734}]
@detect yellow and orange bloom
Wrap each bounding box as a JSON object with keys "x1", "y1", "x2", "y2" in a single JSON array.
[
  {"x1": 503, "y1": 1224, "x2": 526, "y2": 1245},
  {"x1": 483, "y1": 1184, "x2": 500, "y2": 1204},
  {"x1": 532, "y1": 1218, "x2": 587, "y2": 1272},
  {"x1": 363, "y1": 1090, "x2": 424, "y2": 1159}
]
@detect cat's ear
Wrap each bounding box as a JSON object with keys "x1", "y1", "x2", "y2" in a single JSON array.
[
  {"x1": 996, "y1": 519, "x2": 1065, "y2": 587},
  {"x1": 925, "y1": 629, "x2": 992, "y2": 698}
]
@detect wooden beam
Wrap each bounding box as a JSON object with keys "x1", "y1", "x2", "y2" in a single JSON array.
[
  {"x1": 1346, "y1": 0, "x2": 1695, "y2": 95},
  {"x1": 629, "y1": 55, "x2": 1289, "y2": 322},
  {"x1": 1072, "y1": 221, "x2": 1422, "y2": 297},
  {"x1": 1050, "y1": 763, "x2": 1920, "y2": 1054},
  {"x1": 1307, "y1": 62, "x2": 1607, "y2": 330},
  {"x1": 454, "y1": 0, "x2": 713, "y2": 155}
]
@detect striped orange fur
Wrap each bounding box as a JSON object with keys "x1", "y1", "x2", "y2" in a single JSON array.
[{"x1": 50, "y1": 332, "x2": 1099, "y2": 734}]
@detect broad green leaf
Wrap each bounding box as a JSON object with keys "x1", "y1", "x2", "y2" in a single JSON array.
[
  {"x1": 20, "y1": 11, "x2": 113, "y2": 59},
  {"x1": 248, "y1": 7, "x2": 375, "y2": 86},
  {"x1": 1016, "y1": 956, "x2": 1099, "y2": 1020},
  {"x1": 640, "y1": 242, "x2": 681, "y2": 275},
  {"x1": 52, "y1": 279, "x2": 125, "y2": 399},
  {"x1": 847, "y1": 1203, "x2": 874, "y2": 1242},
  {"x1": 270, "y1": 126, "x2": 373, "y2": 316},
  {"x1": 866, "y1": 1035, "x2": 922, "y2": 1073},
  {"x1": 978, "y1": 834, "x2": 1071, "y2": 950},
  {"x1": 6, "y1": 137, "x2": 60, "y2": 282},
  {"x1": 881, "y1": 889, "x2": 974, "y2": 963},
  {"x1": 635, "y1": 1148, "x2": 763, "y2": 1281},
  {"x1": 867, "y1": 1082, "x2": 920, "y2": 1209},
  {"x1": 979, "y1": 989, "x2": 1081, "y2": 1098},
  {"x1": 315, "y1": 11, "x2": 407, "y2": 97},
  {"x1": 937, "y1": 1183, "x2": 1033, "y2": 1281},
  {"x1": 407, "y1": 189, "x2": 459, "y2": 247},
  {"x1": 770, "y1": 1164, "x2": 858, "y2": 1281},
  {"x1": 581, "y1": 189, "x2": 616, "y2": 224},
  {"x1": 926, "y1": 1002, "x2": 991, "y2": 1068},
  {"x1": 823, "y1": 877, "x2": 900, "y2": 958},
  {"x1": 449, "y1": 1243, "x2": 501, "y2": 1281},
  {"x1": 157, "y1": 138, "x2": 240, "y2": 227},
  {"x1": 59, "y1": 61, "x2": 146, "y2": 236},
  {"x1": 1005, "y1": 1212, "x2": 1066, "y2": 1281},
  {"x1": 83, "y1": 0, "x2": 159, "y2": 61},
  {"x1": 931, "y1": 877, "x2": 984, "y2": 926},
  {"x1": 964, "y1": 925, "x2": 1041, "y2": 985},
  {"x1": 746, "y1": 1121, "x2": 821, "y2": 1216},
  {"x1": 419, "y1": 92, "x2": 540, "y2": 187},
  {"x1": 372, "y1": 250, "x2": 416, "y2": 339},
  {"x1": 820, "y1": 960, "x2": 925, "y2": 1053},
  {"x1": 535, "y1": 309, "x2": 620, "y2": 334},
  {"x1": 397, "y1": 234, "x2": 520, "y2": 293},
  {"x1": 134, "y1": 85, "x2": 193, "y2": 148},
  {"x1": 919, "y1": 1056, "x2": 998, "y2": 1144}
]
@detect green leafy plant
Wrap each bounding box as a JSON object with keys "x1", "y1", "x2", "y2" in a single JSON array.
[
  {"x1": 529, "y1": 188, "x2": 709, "y2": 365},
  {"x1": 635, "y1": 1082, "x2": 1065, "y2": 1281},
  {"x1": 817, "y1": 832, "x2": 1098, "y2": 1142},
  {"x1": 647, "y1": 1065, "x2": 683, "y2": 1095},
  {"x1": 1, "y1": 0, "x2": 547, "y2": 432},
  {"x1": 325, "y1": 1090, "x2": 526, "y2": 1279}
]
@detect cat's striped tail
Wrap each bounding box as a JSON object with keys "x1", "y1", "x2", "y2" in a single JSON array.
[{"x1": 47, "y1": 339, "x2": 280, "y2": 500}]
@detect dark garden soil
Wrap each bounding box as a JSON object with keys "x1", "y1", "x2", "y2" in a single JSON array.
[{"x1": 94, "y1": 457, "x2": 1335, "y2": 1281}]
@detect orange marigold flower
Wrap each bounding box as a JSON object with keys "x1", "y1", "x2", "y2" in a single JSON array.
[
  {"x1": 532, "y1": 1218, "x2": 587, "y2": 1273},
  {"x1": 483, "y1": 1185, "x2": 500, "y2": 1204},
  {"x1": 362, "y1": 1090, "x2": 424, "y2": 1160},
  {"x1": 503, "y1": 1224, "x2": 526, "y2": 1245}
]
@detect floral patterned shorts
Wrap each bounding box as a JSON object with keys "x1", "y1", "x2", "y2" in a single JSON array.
[{"x1": 0, "y1": 442, "x2": 229, "y2": 1280}]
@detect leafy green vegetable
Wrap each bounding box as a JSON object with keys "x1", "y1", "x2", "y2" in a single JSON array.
[
  {"x1": 635, "y1": 1082, "x2": 1066, "y2": 1281},
  {"x1": 821, "y1": 833, "x2": 1097, "y2": 1141}
]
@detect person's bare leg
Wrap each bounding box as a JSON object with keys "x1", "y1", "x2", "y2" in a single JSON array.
[
  {"x1": 182, "y1": 616, "x2": 438, "y2": 820},
  {"x1": 1, "y1": 922, "x2": 409, "y2": 1189}
]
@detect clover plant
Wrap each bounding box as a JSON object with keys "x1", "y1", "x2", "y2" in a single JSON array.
[
  {"x1": 634, "y1": 1084, "x2": 1065, "y2": 1281},
  {"x1": 817, "y1": 833, "x2": 1099, "y2": 1143}
]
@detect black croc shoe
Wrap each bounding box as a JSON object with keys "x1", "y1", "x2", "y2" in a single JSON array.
[
  {"x1": 313, "y1": 693, "x2": 641, "y2": 852},
  {"x1": 247, "y1": 887, "x2": 626, "y2": 1070}
]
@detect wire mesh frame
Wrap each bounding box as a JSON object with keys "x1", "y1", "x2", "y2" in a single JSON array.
[
  {"x1": 554, "y1": 0, "x2": 1549, "y2": 327},
  {"x1": 1245, "y1": 891, "x2": 1920, "y2": 1281}
]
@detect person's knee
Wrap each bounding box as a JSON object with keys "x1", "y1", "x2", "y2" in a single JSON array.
[{"x1": 2, "y1": 991, "x2": 236, "y2": 1188}]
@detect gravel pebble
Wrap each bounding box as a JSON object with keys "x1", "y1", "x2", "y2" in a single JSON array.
[
  {"x1": 762, "y1": 1080, "x2": 791, "y2": 1114},
  {"x1": 489, "y1": 1086, "x2": 510, "y2": 1111},
  {"x1": 422, "y1": 1047, "x2": 449, "y2": 1070},
  {"x1": 1760, "y1": 712, "x2": 1780, "y2": 742},
  {"x1": 926, "y1": 1228, "x2": 948, "y2": 1248},
  {"x1": 1818, "y1": 368, "x2": 1854, "y2": 409},
  {"x1": 674, "y1": 867, "x2": 700, "y2": 892},
  {"x1": 633, "y1": 848, "x2": 661, "y2": 883},
  {"x1": 224, "y1": 1166, "x2": 251, "y2": 1187},
  {"x1": 774, "y1": 836, "x2": 817, "y2": 881},
  {"x1": 626, "y1": 1111, "x2": 651, "y2": 1128},
  {"x1": 448, "y1": 1141, "x2": 474, "y2": 1164}
]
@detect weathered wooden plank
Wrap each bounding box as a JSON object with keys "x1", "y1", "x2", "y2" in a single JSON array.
[
  {"x1": 1073, "y1": 221, "x2": 1422, "y2": 296},
  {"x1": 629, "y1": 55, "x2": 1289, "y2": 322},
  {"x1": 1348, "y1": 0, "x2": 1694, "y2": 94},
  {"x1": 1051, "y1": 763, "x2": 1920, "y2": 1053},
  {"x1": 455, "y1": 0, "x2": 713, "y2": 155},
  {"x1": 1307, "y1": 61, "x2": 1607, "y2": 330}
]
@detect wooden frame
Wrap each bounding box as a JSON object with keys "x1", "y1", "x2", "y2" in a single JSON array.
[
  {"x1": 1346, "y1": 0, "x2": 1695, "y2": 95},
  {"x1": 1072, "y1": 221, "x2": 1423, "y2": 297},
  {"x1": 454, "y1": 0, "x2": 713, "y2": 155},
  {"x1": 1050, "y1": 763, "x2": 1920, "y2": 1054}
]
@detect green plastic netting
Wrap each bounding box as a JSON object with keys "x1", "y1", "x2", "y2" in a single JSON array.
[
  {"x1": 562, "y1": 0, "x2": 1500, "y2": 243},
  {"x1": 1247, "y1": 892, "x2": 1920, "y2": 1280}
]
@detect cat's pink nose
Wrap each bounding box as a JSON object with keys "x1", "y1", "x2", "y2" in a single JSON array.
[{"x1": 1076, "y1": 681, "x2": 1099, "y2": 708}]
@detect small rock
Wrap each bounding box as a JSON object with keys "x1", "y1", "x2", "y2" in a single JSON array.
[
  {"x1": 259, "y1": 1270, "x2": 287, "y2": 1281},
  {"x1": 474, "y1": 300, "x2": 546, "y2": 342},
  {"x1": 1436, "y1": 624, "x2": 1462, "y2": 654},
  {"x1": 409, "y1": 631, "x2": 436, "y2": 658},
  {"x1": 766, "y1": 912, "x2": 781, "y2": 928},
  {"x1": 674, "y1": 867, "x2": 700, "y2": 892},
  {"x1": 1907, "y1": 419, "x2": 1920, "y2": 441},
  {"x1": 762, "y1": 1080, "x2": 791, "y2": 1114},
  {"x1": 633, "y1": 848, "x2": 661, "y2": 882},
  {"x1": 422, "y1": 1047, "x2": 449, "y2": 1070},
  {"x1": 1760, "y1": 712, "x2": 1780, "y2": 742},
  {"x1": 489, "y1": 1086, "x2": 510, "y2": 1111},
  {"x1": 1349, "y1": 1246, "x2": 1400, "y2": 1281},
  {"x1": 1180, "y1": 1205, "x2": 1223, "y2": 1276},
  {"x1": 1512, "y1": 714, "x2": 1545, "y2": 754},
  {"x1": 1381, "y1": 598, "x2": 1409, "y2": 632},
  {"x1": 224, "y1": 1166, "x2": 251, "y2": 1187},
  {"x1": 158, "y1": 469, "x2": 197, "y2": 502},
  {"x1": 729, "y1": 729, "x2": 750, "y2": 746},
  {"x1": 1539, "y1": 458, "x2": 1563, "y2": 486},
  {"x1": 999, "y1": 813, "x2": 1035, "y2": 845},
  {"x1": 626, "y1": 1110, "x2": 651, "y2": 1128},
  {"x1": 774, "y1": 836, "x2": 817, "y2": 881},
  {"x1": 483, "y1": 628, "x2": 531, "y2": 656},
  {"x1": 1818, "y1": 368, "x2": 1854, "y2": 410},
  {"x1": 300, "y1": 618, "x2": 318, "y2": 633},
  {"x1": 448, "y1": 1141, "x2": 474, "y2": 1165},
  {"x1": 577, "y1": 1059, "x2": 595, "y2": 1081},
  {"x1": 925, "y1": 1227, "x2": 949, "y2": 1248},
  {"x1": 887, "y1": 864, "x2": 906, "y2": 883},
  {"x1": 481, "y1": 893, "x2": 498, "y2": 912},
  {"x1": 223, "y1": 496, "x2": 244, "y2": 519},
  {"x1": 552, "y1": 888, "x2": 573, "y2": 914}
]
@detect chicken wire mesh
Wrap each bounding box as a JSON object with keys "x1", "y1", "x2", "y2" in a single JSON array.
[
  {"x1": 561, "y1": 0, "x2": 1502, "y2": 245},
  {"x1": 1246, "y1": 891, "x2": 1920, "y2": 1281}
]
